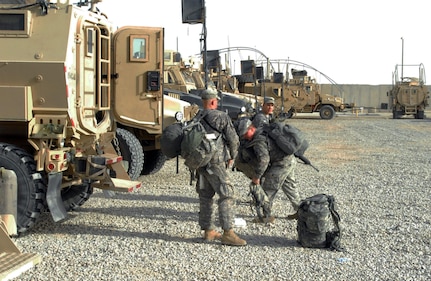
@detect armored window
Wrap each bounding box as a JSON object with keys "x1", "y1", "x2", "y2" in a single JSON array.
[
  {"x1": 130, "y1": 35, "x2": 149, "y2": 62},
  {"x1": 86, "y1": 28, "x2": 95, "y2": 56},
  {"x1": 181, "y1": 71, "x2": 195, "y2": 84},
  {"x1": 0, "y1": 11, "x2": 31, "y2": 37}
]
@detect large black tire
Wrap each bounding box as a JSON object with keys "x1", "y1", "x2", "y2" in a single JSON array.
[
  {"x1": 393, "y1": 109, "x2": 402, "y2": 119},
  {"x1": 415, "y1": 110, "x2": 425, "y2": 119},
  {"x1": 319, "y1": 105, "x2": 335, "y2": 120},
  {"x1": 0, "y1": 143, "x2": 46, "y2": 233},
  {"x1": 141, "y1": 150, "x2": 167, "y2": 175},
  {"x1": 115, "y1": 128, "x2": 144, "y2": 180},
  {"x1": 61, "y1": 182, "x2": 93, "y2": 211}
]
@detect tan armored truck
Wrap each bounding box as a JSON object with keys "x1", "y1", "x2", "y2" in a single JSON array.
[
  {"x1": 387, "y1": 63, "x2": 429, "y2": 119},
  {"x1": 0, "y1": 0, "x2": 195, "y2": 233},
  {"x1": 237, "y1": 61, "x2": 345, "y2": 120}
]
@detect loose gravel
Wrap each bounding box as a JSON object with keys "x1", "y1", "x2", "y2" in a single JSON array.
[{"x1": 11, "y1": 112, "x2": 431, "y2": 281}]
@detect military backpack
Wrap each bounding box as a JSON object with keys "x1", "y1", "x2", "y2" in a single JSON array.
[
  {"x1": 180, "y1": 113, "x2": 220, "y2": 171},
  {"x1": 297, "y1": 193, "x2": 344, "y2": 251}
]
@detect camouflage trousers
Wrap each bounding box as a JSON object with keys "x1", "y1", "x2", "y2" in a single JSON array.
[
  {"x1": 262, "y1": 155, "x2": 300, "y2": 214},
  {"x1": 196, "y1": 163, "x2": 235, "y2": 231}
]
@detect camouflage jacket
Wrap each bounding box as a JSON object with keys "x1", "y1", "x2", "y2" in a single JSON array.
[
  {"x1": 238, "y1": 128, "x2": 289, "y2": 179},
  {"x1": 252, "y1": 112, "x2": 271, "y2": 128},
  {"x1": 199, "y1": 109, "x2": 239, "y2": 164}
]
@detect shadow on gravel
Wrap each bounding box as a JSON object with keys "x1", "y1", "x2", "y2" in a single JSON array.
[
  {"x1": 21, "y1": 213, "x2": 304, "y2": 249},
  {"x1": 90, "y1": 193, "x2": 199, "y2": 204},
  {"x1": 239, "y1": 234, "x2": 300, "y2": 248},
  {"x1": 76, "y1": 205, "x2": 197, "y2": 221}
]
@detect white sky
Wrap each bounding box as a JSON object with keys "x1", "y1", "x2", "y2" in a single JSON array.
[{"x1": 97, "y1": 0, "x2": 430, "y2": 85}]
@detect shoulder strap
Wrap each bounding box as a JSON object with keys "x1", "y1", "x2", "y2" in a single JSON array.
[
  {"x1": 327, "y1": 195, "x2": 341, "y2": 230},
  {"x1": 327, "y1": 195, "x2": 345, "y2": 252},
  {"x1": 201, "y1": 113, "x2": 222, "y2": 135}
]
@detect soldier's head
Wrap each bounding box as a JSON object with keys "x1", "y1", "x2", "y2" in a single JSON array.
[
  {"x1": 201, "y1": 89, "x2": 219, "y2": 109},
  {"x1": 238, "y1": 119, "x2": 255, "y2": 140},
  {"x1": 262, "y1": 97, "x2": 275, "y2": 115}
]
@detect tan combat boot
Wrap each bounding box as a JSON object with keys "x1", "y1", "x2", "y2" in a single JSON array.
[
  {"x1": 204, "y1": 229, "x2": 222, "y2": 241},
  {"x1": 287, "y1": 212, "x2": 298, "y2": 220},
  {"x1": 221, "y1": 229, "x2": 247, "y2": 246}
]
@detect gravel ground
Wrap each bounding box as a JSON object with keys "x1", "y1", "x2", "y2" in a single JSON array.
[{"x1": 10, "y1": 112, "x2": 431, "y2": 281}]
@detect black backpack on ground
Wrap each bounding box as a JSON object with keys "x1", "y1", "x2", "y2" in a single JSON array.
[{"x1": 297, "y1": 194, "x2": 344, "y2": 251}]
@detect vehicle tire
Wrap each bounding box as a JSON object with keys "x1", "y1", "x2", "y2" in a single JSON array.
[
  {"x1": 416, "y1": 110, "x2": 425, "y2": 119},
  {"x1": 319, "y1": 105, "x2": 335, "y2": 120},
  {"x1": 393, "y1": 110, "x2": 402, "y2": 119},
  {"x1": 114, "y1": 128, "x2": 144, "y2": 180},
  {"x1": 0, "y1": 143, "x2": 46, "y2": 233},
  {"x1": 141, "y1": 150, "x2": 167, "y2": 175},
  {"x1": 61, "y1": 182, "x2": 93, "y2": 211}
]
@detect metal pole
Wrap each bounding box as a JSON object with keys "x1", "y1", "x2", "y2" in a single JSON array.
[{"x1": 203, "y1": 2, "x2": 208, "y2": 89}]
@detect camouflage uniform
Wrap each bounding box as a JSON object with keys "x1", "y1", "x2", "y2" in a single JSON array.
[
  {"x1": 196, "y1": 109, "x2": 239, "y2": 231},
  {"x1": 252, "y1": 112, "x2": 271, "y2": 128},
  {"x1": 237, "y1": 128, "x2": 300, "y2": 215}
]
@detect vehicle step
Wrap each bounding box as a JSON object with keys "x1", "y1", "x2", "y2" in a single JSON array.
[
  {"x1": 0, "y1": 252, "x2": 42, "y2": 281},
  {"x1": 93, "y1": 177, "x2": 142, "y2": 192}
]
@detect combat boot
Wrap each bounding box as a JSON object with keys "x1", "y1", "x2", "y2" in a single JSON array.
[
  {"x1": 221, "y1": 229, "x2": 247, "y2": 246},
  {"x1": 204, "y1": 229, "x2": 222, "y2": 241}
]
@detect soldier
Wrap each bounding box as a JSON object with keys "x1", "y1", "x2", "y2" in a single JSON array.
[
  {"x1": 196, "y1": 89, "x2": 246, "y2": 246},
  {"x1": 252, "y1": 96, "x2": 275, "y2": 128},
  {"x1": 236, "y1": 119, "x2": 300, "y2": 223}
]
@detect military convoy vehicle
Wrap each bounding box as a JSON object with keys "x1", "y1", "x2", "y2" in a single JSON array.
[
  {"x1": 163, "y1": 50, "x2": 255, "y2": 120},
  {"x1": 387, "y1": 63, "x2": 429, "y2": 119},
  {"x1": 236, "y1": 61, "x2": 345, "y2": 120},
  {"x1": 0, "y1": 0, "x2": 196, "y2": 234},
  {"x1": 202, "y1": 46, "x2": 345, "y2": 120}
]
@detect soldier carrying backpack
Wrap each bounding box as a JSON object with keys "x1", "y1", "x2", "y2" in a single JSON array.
[
  {"x1": 235, "y1": 119, "x2": 302, "y2": 223},
  {"x1": 188, "y1": 89, "x2": 247, "y2": 246}
]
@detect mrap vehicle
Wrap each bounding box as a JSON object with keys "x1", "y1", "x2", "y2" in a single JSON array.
[
  {"x1": 0, "y1": 0, "x2": 196, "y2": 233},
  {"x1": 237, "y1": 61, "x2": 345, "y2": 120},
  {"x1": 387, "y1": 63, "x2": 429, "y2": 119}
]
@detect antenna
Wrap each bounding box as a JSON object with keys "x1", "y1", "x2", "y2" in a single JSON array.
[{"x1": 401, "y1": 37, "x2": 404, "y2": 79}]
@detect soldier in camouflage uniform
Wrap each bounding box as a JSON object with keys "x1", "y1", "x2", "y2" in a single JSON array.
[
  {"x1": 196, "y1": 89, "x2": 246, "y2": 246},
  {"x1": 236, "y1": 119, "x2": 300, "y2": 223},
  {"x1": 252, "y1": 96, "x2": 275, "y2": 128}
]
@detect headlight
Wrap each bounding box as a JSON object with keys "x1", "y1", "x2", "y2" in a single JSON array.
[
  {"x1": 175, "y1": 111, "x2": 184, "y2": 121},
  {"x1": 240, "y1": 106, "x2": 246, "y2": 113}
]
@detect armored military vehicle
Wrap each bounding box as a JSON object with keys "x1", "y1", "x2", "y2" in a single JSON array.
[
  {"x1": 237, "y1": 61, "x2": 345, "y2": 120},
  {"x1": 387, "y1": 63, "x2": 429, "y2": 119},
  {"x1": 164, "y1": 50, "x2": 254, "y2": 120},
  {"x1": 0, "y1": 0, "x2": 195, "y2": 233}
]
